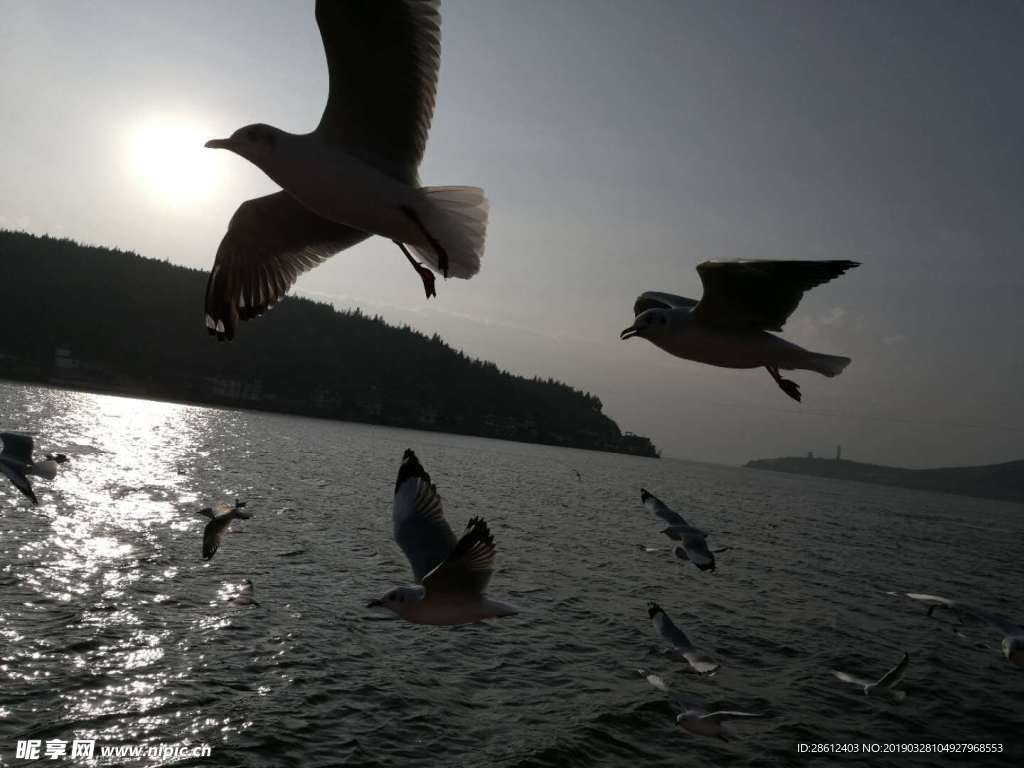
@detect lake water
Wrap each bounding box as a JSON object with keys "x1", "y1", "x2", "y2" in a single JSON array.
[{"x1": 0, "y1": 381, "x2": 1021, "y2": 766}]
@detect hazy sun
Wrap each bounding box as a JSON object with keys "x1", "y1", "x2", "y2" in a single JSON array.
[{"x1": 128, "y1": 119, "x2": 221, "y2": 204}]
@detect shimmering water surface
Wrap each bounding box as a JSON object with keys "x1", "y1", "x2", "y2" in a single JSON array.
[{"x1": 1, "y1": 381, "x2": 1021, "y2": 767}]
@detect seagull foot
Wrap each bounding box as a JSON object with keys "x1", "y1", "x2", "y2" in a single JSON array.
[
  {"x1": 401, "y1": 205, "x2": 450, "y2": 278},
  {"x1": 415, "y1": 262, "x2": 437, "y2": 299},
  {"x1": 778, "y1": 378, "x2": 801, "y2": 402}
]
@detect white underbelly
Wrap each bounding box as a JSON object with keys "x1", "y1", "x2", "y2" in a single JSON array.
[{"x1": 654, "y1": 329, "x2": 807, "y2": 369}]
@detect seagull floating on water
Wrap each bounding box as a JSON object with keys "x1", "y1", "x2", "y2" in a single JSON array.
[
  {"x1": 197, "y1": 499, "x2": 253, "y2": 560},
  {"x1": 621, "y1": 260, "x2": 859, "y2": 401},
  {"x1": 204, "y1": 0, "x2": 489, "y2": 340},
  {"x1": 0, "y1": 432, "x2": 64, "y2": 505},
  {"x1": 901, "y1": 592, "x2": 1024, "y2": 668},
  {"x1": 648, "y1": 601, "x2": 719, "y2": 674},
  {"x1": 832, "y1": 652, "x2": 909, "y2": 700},
  {"x1": 367, "y1": 449, "x2": 517, "y2": 625},
  {"x1": 640, "y1": 669, "x2": 768, "y2": 740},
  {"x1": 640, "y1": 489, "x2": 724, "y2": 572}
]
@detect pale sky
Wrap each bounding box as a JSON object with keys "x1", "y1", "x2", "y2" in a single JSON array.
[{"x1": 2, "y1": 0, "x2": 1022, "y2": 466}]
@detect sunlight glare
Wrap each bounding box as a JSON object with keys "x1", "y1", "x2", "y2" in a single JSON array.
[{"x1": 128, "y1": 118, "x2": 221, "y2": 204}]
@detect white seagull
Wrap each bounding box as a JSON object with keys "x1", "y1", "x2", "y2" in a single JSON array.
[
  {"x1": 204, "y1": 0, "x2": 489, "y2": 339},
  {"x1": 648, "y1": 601, "x2": 719, "y2": 674},
  {"x1": 197, "y1": 499, "x2": 253, "y2": 560},
  {"x1": 903, "y1": 592, "x2": 1024, "y2": 668},
  {"x1": 640, "y1": 489, "x2": 725, "y2": 572},
  {"x1": 367, "y1": 449, "x2": 517, "y2": 625},
  {"x1": 620, "y1": 260, "x2": 859, "y2": 401},
  {"x1": 0, "y1": 432, "x2": 64, "y2": 505},
  {"x1": 832, "y1": 652, "x2": 910, "y2": 700},
  {"x1": 640, "y1": 669, "x2": 768, "y2": 741}
]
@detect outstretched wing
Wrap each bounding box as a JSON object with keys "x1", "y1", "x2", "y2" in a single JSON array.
[
  {"x1": 679, "y1": 531, "x2": 716, "y2": 571},
  {"x1": 692, "y1": 259, "x2": 859, "y2": 331},
  {"x1": 832, "y1": 670, "x2": 871, "y2": 688},
  {"x1": 640, "y1": 488, "x2": 688, "y2": 527},
  {"x1": 0, "y1": 461, "x2": 38, "y2": 505},
  {"x1": 701, "y1": 711, "x2": 768, "y2": 722},
  {"x1": 875, "y1": 652, "x2": 910, "y2": 689},
  {"x1": 0, "y1": 432, "x2": 35, "y2": 465},
  {"x1": 392, "y1": 449, "x2": 458, "y2": 582},
  {"x1": 315, "y1": 0, "x2": 441, "y2": 180},
  {"x1": 205, "y1": 192, "x2": 370, "y2": 340},
  {"x1": 202, "y1": 517, "x2": 228, "y2": 560},
  {"x1": 633, "y1": 292, "x2": 699, "y2": 316},
  {"x1": 422, "y1": 516, "x2": 496, "y2": 596}
]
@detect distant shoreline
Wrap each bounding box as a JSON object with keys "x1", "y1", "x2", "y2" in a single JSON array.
[
  {"x1": 0, "y1": 374, "x2": 661, "y2": 460},
  {"x1": 745, "y1": 456, "x2": 1024, "y2": 504}
]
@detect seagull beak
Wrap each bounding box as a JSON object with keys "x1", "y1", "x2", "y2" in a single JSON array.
[
  {"x1": 620, "y1": 324, "x2": 640, "y2": 340},
  {"x1": 204, "y1": 137, "x2": 233, "y2": 150},
  {"x1": 366, "y1": 599, "x2": 383, "y2": 608}
]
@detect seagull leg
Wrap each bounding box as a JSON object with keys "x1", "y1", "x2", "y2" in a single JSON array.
[
  {"x1": 401, "y1": 205, "x2": 449, "y2": 278},
  {"x1": 766, "y1": 365, "x2": 801, "y2": 402},
  {"x1": 394, "y1": 241, "x2": 437, "y2": 299}
]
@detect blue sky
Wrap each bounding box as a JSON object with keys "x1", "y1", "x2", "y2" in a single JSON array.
[{"x1": 1, "y1": 0, "x2": 1022, "y2": 465}]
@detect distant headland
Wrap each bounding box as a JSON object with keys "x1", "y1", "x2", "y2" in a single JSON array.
[
  {"x1": 745, "y1": 454, "x2": 1024, "y2": 504},
  {"x1": 0, "y1": 230, "x2": 658, "y2": 458}
]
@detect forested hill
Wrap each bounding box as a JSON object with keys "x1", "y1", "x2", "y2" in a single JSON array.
[{"x1": 0, "y1": 231, "x2": 658, "y2": 457}]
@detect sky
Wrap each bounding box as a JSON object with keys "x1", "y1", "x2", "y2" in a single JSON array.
[{"x1": 1, "y1": 0, "x2": 1022, "y2": 467}]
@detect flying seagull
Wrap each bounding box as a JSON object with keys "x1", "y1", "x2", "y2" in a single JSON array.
[
  {"x1": 639, "y1": 489, "x2": 723, "y2": 572},
  {"x1": 0, "y1": 432, "x2": 64, "y2": 505},
  {"x1": 367, "y1": 449, "x2": 517, "y2": 625},
  {"x1": 902, "y1": 593, "x2": 1023, "y2": 668},
  {"x1": 648, "y1": 601, "x2": 719, "y2": 674},
  {"x1": 203, "y1": 0, "x2": 489, "y2": 340},
  {"x1": 640, "y1": 669, "x2": 768, "y2": 740},
  {"x1": 620, "y1": 260, "x2": 859, "y2": 401},
  {"x1": 197, "y1": 499, "x2": 253, "y2": 560},
  {"x1": 832, "y1": 652, "x2": 910, "y2": 700}
]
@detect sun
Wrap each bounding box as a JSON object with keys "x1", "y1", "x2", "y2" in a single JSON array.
[{"x1": 128, "y1": 118, "x2": 221, "y2": 204}]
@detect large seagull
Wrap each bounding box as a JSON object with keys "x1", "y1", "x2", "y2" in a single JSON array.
[
  {"x1": 204, "y1": 0, "x2": 489, "y2": 340},
  {"x1": 621, "y1": 260, "x2": 859, "y2": 401}
]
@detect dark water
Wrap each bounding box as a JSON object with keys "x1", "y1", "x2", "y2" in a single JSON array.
[{"x1": 0, "y1": 382, "x2": 1021, "y2": 767}]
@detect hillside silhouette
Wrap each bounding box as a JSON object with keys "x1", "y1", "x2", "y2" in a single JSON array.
[{"x1": 0, "y1": 230, "x2": 657, "y2": 457}]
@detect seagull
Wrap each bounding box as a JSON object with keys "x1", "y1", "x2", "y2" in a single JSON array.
[
  {"x1": 648, "y1": 601, "x2": 719, "y2": 674},
  {"x1": 902, "y1": 593, "x2": 1023, "y2": 668},
  {"x1": 640, "y1": 489, "x2": 722, "y2": 572},
  {"x1": 197, "y1": 499, "x2": 253, "y2": 560},
  {"x1": 202, "y1": 0, "x2": 488, "y2": 340},
  {"x1": 640, "y1": 669, "x2": 768, "y2": 740},
  {"x1": 620, "y1": 260, "x2": 859, "y2": 401},
  {"x1": 230, "y1": 578, "x2": 259, "y2": 606},
  {"x1": 0, "y1": 432, "x2": 64, "y2": 505},
  {"x1": 367, "y1": 449, "x2": 517, "y2": 625},
  {"x1": 832, "y1": 652, "x2": 910, "y2": 700}
]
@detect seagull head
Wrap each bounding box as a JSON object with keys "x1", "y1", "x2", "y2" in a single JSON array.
[
  {"x1": 367, "y1": 586, "x2": 424, "y2": 616},
  {"x1": 620, "y1": 309, "x2": 670, "y2": 341},
  {"x1": 205, "y1": 123, "x2": 281, "y2": 163}
]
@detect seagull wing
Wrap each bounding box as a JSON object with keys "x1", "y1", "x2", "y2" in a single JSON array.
[
  {"x1": 314, "y1": 0, "x2": 441, "y2": 179},
  {"x1": 421, "y1": 516, "x2": 496, "y2": 596},
  {"x1": 654, "y1": 608, "x2": 719, "y2": 671},
  {"x1": 701, "y1": 711, "x2": 768, "y2": 722},
  {"x1": 202, "y1": 516, "x2": 230, "y2": 560},
  {"x1": 392, "y1": 449, "x2": 458, "y2": 582},
  {"x1": 692, "y1": 260, "x2": 860, "y2": 331},
  {"x1": 641, "y1": 488, "x2": 689, "y2": 527},
  {"x1": 205, "y1": 192, "x2": 371, "y2": 340},
  {"x1": 832, "y1": 670, "x2": 871, "y2": 688},
  {"x1": 0, "y1": 461, "x2": 38, "y2": 505},
  {"x1": 633, "y1": 292, "x2": 699, "y2": 316},
  {"x1": 0, "y1": 432, "x2": 35, "y2": 464},
  {"x1": 875, "y1": 652, "x2": 910, "y2": 689}
]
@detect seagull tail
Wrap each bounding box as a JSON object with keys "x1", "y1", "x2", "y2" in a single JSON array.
[
  {"x1": 409, "y1": 186, "x2": 489, "y2": 280},
  {"x1": 805, "y1": 352, "x2": 851, "y2": 378}
]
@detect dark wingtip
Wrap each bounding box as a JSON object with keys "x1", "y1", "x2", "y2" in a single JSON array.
[
  {"x1": 647, "y1": 601, "x2": 662, "y2": 619},
  {"x1": 464, "y1": 516, "x2": 493, "y2": 544},
  {"x1": 640, "y1": 488, "x2": 651, "y2": 502},
  {"x1": 395, "y1": 449, "x2": 430, "y2": 493}
]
